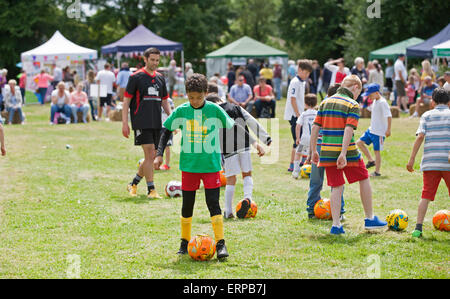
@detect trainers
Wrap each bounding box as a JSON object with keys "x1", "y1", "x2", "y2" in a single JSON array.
[
  {"x1": 147, "y1": 189, "x2": 162, "y2": 199},
  {"x1": 370, "y1": 172, "x2": 381, "y2": 177},
  {"x1": 330, "y1": 226, "x2": 345, "y2": 235},
  {"x1": 160, "y1": 164, "x2": 170, "y2": 170},
  {"x1": 366, "y1": 161, "x2": 376, "y2": 169},
  {"x1": 364, "y1": 215, "x2": 387, "y2": 230},
  {"x1": 410, "y1": 112, "x2": 419, "y2": 118},
  {"x1": 177, "y1": 239, "x2": 189, "y2": 255},
  {"x1": 216, "y1": 239, "x2": 229, "y2": 259},
  {"x1": 236, "y1": 198, "x2": 251, "y2": 219},
  {"x1": 127, "y1": 183, "x2": 138, "y2": 197},
  {"x1": 412, "y1": 230, "x2": 423, "y2": 238},
  {"x1": 292, "y1": 170, "x2": 300, "y2": 179}
]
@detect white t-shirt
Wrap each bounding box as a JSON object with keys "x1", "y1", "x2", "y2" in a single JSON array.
[
  {"x1": 368, "y1": 97, "x2": 392, "y2": 137},
  {"x1": 296, "y1": 108, "x2": 318, "y2": 145},
  {"x1": 394, "y1": 59, "x2": 407, "y2": 82},
  {"x1": 51, "y1": 90, "x2": 70, "y2": 107},
  {"x1": 444, "y1": 81, "x2": 450, "y2": 92},
  {"x1": 324, "y1": 62, "x2": 351, "y2": 86},
  {"x1": 95, "y1": 70, "x2": 116, "y2": 94},
  {"x1": 284, "y1": 76, "x2": 306, "y2": 120}
]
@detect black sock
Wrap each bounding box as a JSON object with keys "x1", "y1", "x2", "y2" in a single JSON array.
[
  {"x1": 131, "y1": 174, "x2": 142, "y2": 186},
  {"x1": 147, "y1": 181, "x2": 155, "y2": 193},
  {"x1": 415, "y1": 224, "x2": 423, "y2": 232}
]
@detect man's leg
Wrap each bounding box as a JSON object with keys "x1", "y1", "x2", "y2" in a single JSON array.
[{"x1": 141, "y1": 143, "x2": 157, "y2": 196}]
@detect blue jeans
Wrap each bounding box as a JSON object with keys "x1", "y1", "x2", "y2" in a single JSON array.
[
  {"x1": 38, "y1": 88, "x2": 47, "y2": 105},
  {"x1": 273, "y1": 77, "x2": 282, "y2": 100},
  {"x1": 307, "y1": 156, "x2": 346, "y2": 215},
  {"x1": 255, "y1": 99, "x2": 276, "y2": 118},
  {"x1": 7, "y1": 107, "x2": 24, "y2": 123},
  {"x1": 71, "y1": 104, "x2": 89, "y2": 123},
  {"x1": 50, "y1": 104, "x2": 72, "y2": 122}
]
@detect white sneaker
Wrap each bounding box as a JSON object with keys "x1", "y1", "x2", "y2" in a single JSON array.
[
  {"x1": 410, "y1": 112, "x2": 419, "y2": 118},
  {"x1": 292, "y1": 170, "x2": 300, "y2": 179}
]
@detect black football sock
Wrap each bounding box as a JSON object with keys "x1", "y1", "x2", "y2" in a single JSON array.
[
  {"x1": 415, "y1": 224, "x2": 423, "y2": 232},
  {"x1": 131, "y1": 174, "x2": 142, "y2": 186},
  {"x1": 147, "y1": 181, "x2": 155, "y2": 193}
]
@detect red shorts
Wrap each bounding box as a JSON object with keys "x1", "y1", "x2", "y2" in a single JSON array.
[
  {"x1": 422, "y1": 171, "x2": 450, "y2": 201},
  {"x1": 181, "y1": 171, "x2": 221, "y2": 191},
  {"x1": 325, "y1": 159, "x2": 369, "y2": 187}
]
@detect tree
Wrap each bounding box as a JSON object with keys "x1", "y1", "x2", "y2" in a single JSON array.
[{"x1": 278, "y1": 0, "x2": 346, "y2": 64}]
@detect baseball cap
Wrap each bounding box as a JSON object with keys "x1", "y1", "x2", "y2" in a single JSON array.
[{"x1": 362, "y1": 83, "x2": 380, "y2": 97}]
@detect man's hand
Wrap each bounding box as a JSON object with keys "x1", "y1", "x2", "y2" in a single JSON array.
[
  {"x1": 406, "y1": 158, "x2": 415, "y2": 172},
  {"x1": 336, "y1": 153, "x2": 347, "y2": 169},
  {"x1": 122, "y1": 123, "x2": 130, "y2": 138},
  {"x1": 154, "y1": 156, "x2": 163, "y2": 170},
  {"x1": 1, "y1": 145, "x2": 5, "y2": 156}
]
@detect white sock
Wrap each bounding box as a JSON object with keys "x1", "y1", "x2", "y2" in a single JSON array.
[
  {"x1": 243, "y1": 176, "x2": 253, "y2": 200},
  {"x1": 225, "y1": 185, "x2": 235, "y2": 216},
  {"x1": 293, "y1": 160, "x2": 301, "y2": 173}
]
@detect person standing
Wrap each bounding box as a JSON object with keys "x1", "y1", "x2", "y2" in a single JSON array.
[
  {"x1": 0, "y1": 69, "x2": 7, "y2": 111},
  {"x1": 33, "y1": 70, "x2": 54, "y2": 105},
  {"x1": 84, "y1": 70, "x2": 97, "y2": 121},
  {"x1": 185, "y1": 62, "x2": 194, "y2": 79},
  {"x1": 51, "y1": 63, "x2": 63, "y2": 89},
  {"x1": 226, "y1": 62, "x2": 236, "y2": 93},
  {"x1": 394, "y1": 54, "x2": 408, "y2": 113},
  {"x1": 96, "y1": 63, "x2": 116, "y2": 120},
  {"x1": 168, "y1": 60, "x2": 177, "y2": 98},
  {"x1": 308, "y1": 60, "x2": 321, "y2": 94},
  {"x1": 122, "y1": 48, "x2": 172, "y2": 199},
  {"x1": 351, "y1": 57, "x2": 368, "y2": 103},
  {"x1": 247, "y1": 59, "x2": 258, "y2": 83},
  {"x1": 310, "y1": 75, "x2": 387, "y2": 234},
  {"x1": 116, "y1": 62, "x2": 132, "y2": 102},
  {"x1": 18, "y1": 70, "x2": 26, "y2": 105},
  {"x1": 324, "y1": 58, "x2": 350, "y2": 86},
  {"x1": 272, "y1": 63, "x2": 282, "y2": 101},
  {"x1": 259, "y1": 64, "x2": 274, "y2": 86}
]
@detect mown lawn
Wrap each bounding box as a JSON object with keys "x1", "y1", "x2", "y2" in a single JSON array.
[{"x1": 0, "y1": 99, "x2": 448, "y2": 278}]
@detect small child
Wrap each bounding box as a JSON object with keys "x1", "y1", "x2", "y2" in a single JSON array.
[
  {"x1": 356, "y1": 83, "x2": 392, "y2": 177},
  {"x1": 406, "y1": 75, "x2": 417, "y2": 106},
  {"x1": 292, "y1": 93, "x2": 317, "y2": 179},
  {"x1": 155, "y1": 73, "x2": 235, "y2": 259},
  {"x1": 407, "y1": 88, "x2": 450, "y2": 238}
]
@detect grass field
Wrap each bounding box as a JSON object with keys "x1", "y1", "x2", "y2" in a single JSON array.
[{"x1": 0, "y1": 98, "x2": 448, "y2": 279}]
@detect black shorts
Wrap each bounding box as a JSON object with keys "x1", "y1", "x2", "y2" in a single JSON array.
[
  {"x1": 100, "y1": 94, "x2": 112, "y2": 107},
  {"x1": 134, "y1": 128, "x2": 161, "y2": 146},
  {"x1": 160, "y1": 128, "x2": 173, "y2": 146}
]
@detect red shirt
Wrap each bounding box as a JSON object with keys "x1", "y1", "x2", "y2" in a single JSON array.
[{"x1": 253, "y1": 84, "x2": 273, "y2": 99}]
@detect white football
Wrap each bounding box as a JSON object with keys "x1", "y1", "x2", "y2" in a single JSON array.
[{"x1": 165, "y1": 181, "x2": 182, "y2": 198}]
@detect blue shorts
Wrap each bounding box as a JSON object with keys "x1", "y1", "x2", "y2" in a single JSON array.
[{"x1": 359, "y1": 129, "x2": 385, "y2": 151}]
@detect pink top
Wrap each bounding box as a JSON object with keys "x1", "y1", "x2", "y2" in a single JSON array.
[
  {"x1": 19, "y1": 73, "x2": 26, "y2": 88},
  {"x1": 70, "y1": 91, "x2": 88, "y2": 106},
  {"x1": 34, "y1": 73, "x2": 54, "y2": 88}
]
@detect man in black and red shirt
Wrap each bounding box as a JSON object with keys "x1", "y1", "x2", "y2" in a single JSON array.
[{"x1": 122, "y1": 47, "x2": 172, "y2": 199}]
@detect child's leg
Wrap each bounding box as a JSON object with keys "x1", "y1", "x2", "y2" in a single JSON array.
[
  {"x1": 416, "y1": 198, "x2": 431, "y2": 226},
  {"x1": 357, "y1": 139, "x2": 374, "y2": 163},
  {"x1": 359, "y1": 178, "x2": 374, "y2": 220},
  {"x1": 181, "y1": 190, "x2": 196, "y2": 241},
  {"x1": 224, "y1": 175, "x2": 236, "y2": 217},
  {"x1": 242, "y1": 172, "x2": 253, "y2": 200},
  {"x1": 374, "y1": 150, "x2": 381, "y2": 173},
  {"x1": 330, "y1": 185, "x2": 344, "y2": 227},
  {"x1": 164, "y1": 146, "x2": 170, "y2": 167},
  {"x1": 205, "y1": 187, "x2": 224, "y2": 241},
  {"x1": 293, "y1": 145, "x2": 303, "y2": 176}
]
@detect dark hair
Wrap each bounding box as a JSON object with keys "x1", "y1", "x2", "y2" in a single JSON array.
[
  {"x1": 185, "y1": 73, "x2": 208, "y2": 94},
  {"x1": 327, "y1": 83, "x2": 341, "y2": 97},
  {"x1": 207, "y1": 82, "x2": 219, "y2": 94},
  {"x1": 297, "y1": 59, "x2": 313, "y2": 73},
  {"x1": 143, "y1": 47, "x2": 160, "y2": 58},
  {"x1": 432, "y1": 87, "x2": 450, "y2": 105},
  {"x1": 437, "y1": 76, "x2": 446, "y2": 86},
  {"x1": 305, "y1": 93, "x2": 317, "y2": 107},
  {"x1": 205, "y1": 93, "x2": 222, "y2": 103},
  {"x1": 104, "y1": 63, "x2": 110, "y2": 69},
  {"x1": 374, "y1": 62, "x2": 382, "y2": 73}
]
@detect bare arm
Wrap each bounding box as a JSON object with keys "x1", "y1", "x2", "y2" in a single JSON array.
[
  {"x1": 162, "y1": 99, "x2": 172, "y2": 116},
  {"x1": 407, "y1": 133, "x2": 425, "y2": 172},
  {"x1": 295, "y1": 124, "x2": 302, "y2": 144},
  {"x1": 0, "y1": 124, "x2": 5, "y2": 156},
  {"x1": 291, "y1": 97, "x2": 300, "y2": 117},
  {"x1": 122, "y1": 97, "x2": 131, "y2": 138},
  {"x1": 336, "y1": 126, "x2": 354, "y2": 169},
  {"x1": 386, "y1": 117, "x2": 392, "y2": 137}
]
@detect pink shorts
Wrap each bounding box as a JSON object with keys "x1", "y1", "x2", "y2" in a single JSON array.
[
  {"x1": 181, "y1": 171, "x2": 221, "y2": 191},
  {"x1": 325, "y1": 159, "x2": 369, "y2": 187}
]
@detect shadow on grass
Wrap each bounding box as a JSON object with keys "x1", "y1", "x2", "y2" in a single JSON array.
[
  {"x1": 111, "y1": 195, "x2": 160, "y2": 204},
  {"x1": 157, "y1": 254, "x2": 228, "y2": 276}
]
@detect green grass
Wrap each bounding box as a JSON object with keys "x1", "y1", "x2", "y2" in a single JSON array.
[{"x1": 0, "y1": 99, "x2": 448, "y2": 279}]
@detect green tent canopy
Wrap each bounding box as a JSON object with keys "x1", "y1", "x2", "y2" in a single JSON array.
[
  {"x1": 433, "y1": 39, "x2": 450, "y2": 57},
  {"x1": 205, "y1": 36, "x2": 288, "y2": 78},
  {"x1": 369, "y1": 37, "x2": 424, "y2": 60}
]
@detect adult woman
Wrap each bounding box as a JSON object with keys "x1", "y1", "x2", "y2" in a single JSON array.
[
  {"x1": 324, "y1": 58, "x2": 350, "y2": 86},
  {"x1": 254, "y1": 77, "x2": 276, "y2": 118},
  {"x1": 70, "y1": 83, "x2": 90, "y2": 123},
  {"x1": 185, "y1": 62, "x2": 194, "y2": 79},
  {"x1": 420, "y1": 60, "x2": 436, "y2": 87},
  {"x1": 33, "y1": 69, "x2": 54, "y2": 104},
  {"x1": 50, "y1": 81, "x2": 71, "y2": 124},
  {"x1": 368, "y1": 61, "x2": 384, "y2": 92},
  {"x1": 84, "y1": 70, "x2": 97, "y2": 121},
  {"x1": 3, "y1": 80, "x2": 24, "y2": 124}
]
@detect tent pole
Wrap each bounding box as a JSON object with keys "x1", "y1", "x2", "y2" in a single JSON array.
[
  {"x1": 181, "y1": 50, "x2": 185, "y2": 81},
  {"x1": 117, "y1": 52, "x2": 121, "y2": 70}
]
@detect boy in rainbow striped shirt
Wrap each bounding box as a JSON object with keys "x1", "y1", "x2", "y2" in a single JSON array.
[{"x1": 310, "y1": 75, "x2": 387, "y2": 234}]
